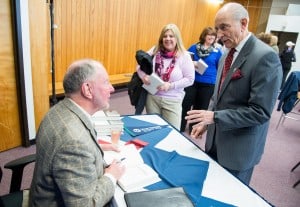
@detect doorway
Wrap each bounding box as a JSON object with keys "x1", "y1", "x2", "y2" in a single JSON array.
[{"x1": 271, "y1": 31, "x2": 298, "y2": 53}]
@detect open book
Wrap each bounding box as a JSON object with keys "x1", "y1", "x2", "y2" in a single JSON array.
[
  {"x1": 195, "y1": 59, "x2": 208, "y2": 75},
  {"x1": 104, "y1": 144, "x2": 160, "y2": 192},
  {"x1": 142, "y1": 73, "x2": 164, "y2": 95}
]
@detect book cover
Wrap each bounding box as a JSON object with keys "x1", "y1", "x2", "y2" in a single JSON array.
[
  {"x1": 124, "y1": 187, "x2": 195, "y2": 207},
  {"x1": 142, "y1": 73, "x2": 164, "y2": 95}
]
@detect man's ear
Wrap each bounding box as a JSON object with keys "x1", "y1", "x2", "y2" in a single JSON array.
[
  {"x1": 81, "y1": 82, "x2": 93, "y2": 99},
  {"x1": 240, "y1": 18, "x2": 248, "y2": 30}
]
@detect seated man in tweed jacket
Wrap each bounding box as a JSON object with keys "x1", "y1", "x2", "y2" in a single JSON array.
[{"x1": 30, "y1": 59, "x2": 125, "y2": 207}]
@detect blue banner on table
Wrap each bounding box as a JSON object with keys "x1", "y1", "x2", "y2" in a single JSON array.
[
  {"x1": 122, "y1": 116, "x2": 169, "y2": 137},
  {"x1": 122, "y1": 127, "x2": 172, "y2": 147},
  {"x1": 121, "y1": 116, "x2": 172, "y2": 148},
  {"x1": 124, "y1": 125, "x2": 169, "y2": 137}
]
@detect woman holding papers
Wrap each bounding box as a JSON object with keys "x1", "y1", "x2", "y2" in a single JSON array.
[
  {"x1": 137, "y1": 23, "x2": 194, "y2": 130},
  {"x1": 180, "y1": 27, "x2": 222, "y2": 132}
]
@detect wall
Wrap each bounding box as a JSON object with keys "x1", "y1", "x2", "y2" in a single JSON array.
[
  {"x1": 266, "y1": 3, "x2": 300, "y2": 72},
  {"x1": 50, "y1": 0, "x2": 221, "y2": 88},
  {"x1": 0, "y1": 0, "x2": 23, "y2": 151},
  {"x1": 50, "y1": 0, "x2": 266, "y2": 89},
  {"x1": 269, "y1": 0, "x2": 300, "y2": 15}
]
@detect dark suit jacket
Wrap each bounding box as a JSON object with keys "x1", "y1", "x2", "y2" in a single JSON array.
[
  {"x1": 280, "y1": 48, "x2": 296, "y2": 70},
  {"x1": 30, "y1": 98, "x2": 114, "y2": 207},
  {"x1": 206, "y1": 35, "x2": 282, "y2": 171}
]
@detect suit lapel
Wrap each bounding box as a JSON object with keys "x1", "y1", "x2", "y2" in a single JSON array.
[
  {"x1": 62, "y1": 98, "x2": 104, "y2": 156},
  {"x1": 217, "y1": 35, "x2": 255, "y2": 101}
]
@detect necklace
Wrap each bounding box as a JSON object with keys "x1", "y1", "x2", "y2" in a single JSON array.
[{"x1": 196, "y1": 42, "x2": 214, "y2": 58}]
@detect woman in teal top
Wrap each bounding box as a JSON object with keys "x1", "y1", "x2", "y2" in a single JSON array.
[{"x1": 180, "y1": 27, "x2": 222, "y2": 132}]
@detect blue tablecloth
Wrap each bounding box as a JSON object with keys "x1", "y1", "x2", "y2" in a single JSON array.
[{"x1": 121, "y1": 115, "x2": 236, "y2": 207}]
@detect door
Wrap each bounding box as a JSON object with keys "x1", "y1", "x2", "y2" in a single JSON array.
[{"x1": 271, "y1": 31, "x2": 298, "y2": 54}]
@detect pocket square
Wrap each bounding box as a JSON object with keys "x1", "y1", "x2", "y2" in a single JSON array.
[{"x1": 231, "y1": 69, "x2": 243, "y2": 80}]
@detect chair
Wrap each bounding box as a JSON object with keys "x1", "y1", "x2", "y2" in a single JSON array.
[
  {"x1": 0, "y1": 154, "x2": 35, "y2": 207},
  {"x1": 276, "y1": 71, "x2": 300, "y2": 129}
]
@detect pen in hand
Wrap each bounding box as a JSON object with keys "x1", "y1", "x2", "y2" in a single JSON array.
[
  {"x1": 106, "y1": 157, "x2": 126, "y2": 168},
  {"x1": 118, "y1": 157, "x2": 126, "y2": 163}
]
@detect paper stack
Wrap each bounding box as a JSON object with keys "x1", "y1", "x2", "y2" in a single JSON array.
[{"x1": 92, "y1": 110, "x2": 124, "y2": 136}]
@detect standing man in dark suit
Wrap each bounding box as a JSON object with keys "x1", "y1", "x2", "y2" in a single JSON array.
[
  {"x1": 185, "y1": 3, "x2": 282, "y2": 185},
  {"x1": 30, "y1": 59, "x2": 125, "y2": 206},
  {"x1": 280, "y1": 41, "x2": 296, "y2": 89}
]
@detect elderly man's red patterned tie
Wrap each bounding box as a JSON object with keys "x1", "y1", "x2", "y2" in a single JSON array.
[{"x1": 219, "y1": 48, "x2": 236, "y2": 92}]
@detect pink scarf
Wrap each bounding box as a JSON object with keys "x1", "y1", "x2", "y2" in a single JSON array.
[{"x1": 155, "y1": 50, "x2": 176, "y2": 82}]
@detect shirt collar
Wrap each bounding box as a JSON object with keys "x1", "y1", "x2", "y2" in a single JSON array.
[
  {"x1": 68, "y1": 98, "x2": 94, "y2": 125},
  {"x1": 235, "y1": 32, "x2": 251, "y2": 53}
]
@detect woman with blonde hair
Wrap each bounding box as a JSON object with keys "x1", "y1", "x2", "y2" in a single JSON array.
[
  {"x1": 256, "y1": 32, "x2": 279, "y2": 54},
  {"x1": 256, "y1": 32, "x2": 272, "y2": 45},
  {"x1": 270, "y1": 35, "x2": 279, "y2": 54},
  {"x1": 136, "y1": 23, "x2": 194, "y2": 129}
]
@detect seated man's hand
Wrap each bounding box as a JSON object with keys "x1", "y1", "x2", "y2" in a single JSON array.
[{"x1": 105, "y1": 159, "x2": 126, "y2": 180}]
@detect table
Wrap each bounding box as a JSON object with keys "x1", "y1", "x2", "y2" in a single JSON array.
[{"x1": 112, "y1": 114, "x2": 272, "y2": 207}]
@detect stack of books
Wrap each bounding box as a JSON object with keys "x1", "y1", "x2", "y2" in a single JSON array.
[{"x1": 92, "y1": 110, "x2": 124, "y2": 136}]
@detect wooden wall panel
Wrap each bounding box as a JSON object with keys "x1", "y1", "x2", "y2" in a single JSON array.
[
  {"x1": 50, "y1": 0, "x2": 265, "y2": 89},
  {"x1": 50, "y1": 0, "x2": 220, "y2": 88},
  {"x1": 242, "y1": 0, "x2": 264, "y2": 33},
  {"x1": 0, "y1": 0, "x2": 22, "y2": 151}
]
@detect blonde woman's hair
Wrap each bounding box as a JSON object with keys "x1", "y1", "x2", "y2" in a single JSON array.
[
  {"x1": 153, "y1": 23, "x2": 186, "y2": 56},
  {"x1": 256, "y1": 32, "x2": 272, "y2": 45},
  {"x1": 270, "y1": 35, "x2": 278, "y2": 46}
]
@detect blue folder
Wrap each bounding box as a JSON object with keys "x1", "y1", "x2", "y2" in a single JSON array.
[
  {"x1": 121, "y1": 116, "x2": 172, "y2": 147},
  {"x1": 122, "y1": 116, "x2": 168, "y2": 137}
]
